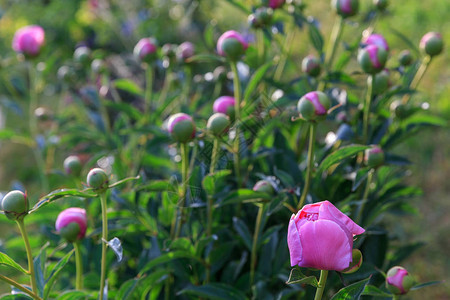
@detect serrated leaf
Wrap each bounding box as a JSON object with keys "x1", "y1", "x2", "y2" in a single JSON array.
[
  {"x1": 243, "y1": 62, "x2": 272, "y2": 104},
  {"x1": 178, "y1": 283, "x2": 247, "y2": 300},
  {"x1": 105, "y1": 237, "x2": 123, "y2": 262},
  {"x1": 319, "y1": 145, "x2": 370, "y2": 173},
  {"x1": 331, "y1": 277, "x2": 370, "y2": 300},
  {"x1": 362, "y1": 285, "x2": 392, "y2": 297},
  {"x1": 0, "y1": 252, "x2": 28, "y2": 274},
  {"x1": 285, "y1": 268, "x2": 319, "y2": 287}
]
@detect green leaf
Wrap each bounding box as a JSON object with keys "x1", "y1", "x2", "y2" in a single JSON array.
[
  {"x1": 44, "y1": 250, "x2": 75, "y2": 299},
  {"x1": 362, "y1": 285, "x2": 392, "y2": 297},
  {"x1": 232, "y1": 217, "x2": 252, "y2": 251},
  {"x1": 410, "y1": 280, "x2": 443, "y2": 291},
  {"x1": 138, "y1": 251, "x2": 204, "y2": 276},
  {"x1": 402, "y1": 113, "x2": 448, "y2": 128},
  {"x1": 221, "y1": 189, "x2": 271, "y2": 206},
  {"x1": 185, "y1": 54, "x2": 225, "y2": 63},
  {"x1": 202, "y1": 170, "x2": 231, "y2": 195},
  {"x1": 178, "y1": 283, "x2": 247, "y2": 300},
  {"x1": 331, "y1": 277, "x2": 370, "y2": 300},
  {"x1": 30, "y1": 189, "x2": 97, "y2": 214},
  {"x1": 34, "y1": 244, "x2": 48, "y2": 298},
  {"x1": 285, "y1": 268, "x2": 319, "y2": 287},
  {"x1": 0, "y1": 251, "x2": 28, "y2": 274},
  {"x1": 108, "y1": 175, "x2": 140, "y2": 189},
  {"x1": 116, "y1": 278, "x2": 139, "y2": 300},
  {"x1": 308, "y1": 22, "x2": 324, "y2": 53},
  {"x1": 138, "y1": 180, "x2": 175, "y2": 192},
  {"x1": 104, "y1": 102, "x2": 142, "y2": 120},
  {"x1": 56, "y1": 290, "x2": 91, "y2": 300},
  {"x1": 318, "y1": 145, "x2": 370, "y2": 174},
  {"x1": 113, "y1": 79, "x2": 143, "y2": 97},
  {"x1": 243, "y1": 62, "x2": 272, "y2": 104}
]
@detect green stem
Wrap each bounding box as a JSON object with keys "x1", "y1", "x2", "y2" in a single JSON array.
[
  {"x1": 250, "y1": 204, "x2": 265, "y2": 287},
  {"x1": 99, "y1": 192, "x2": 108, "y2": 300},
  {"x1": 392, "y1": 295, "x2": 400, "y2": 300},
  {"x1": 144, "y1": 64, "x2": 154, "y2": 116},
  {"x1": 274, "y1": 30, "x2": 296, "y2": 82},
  {"x1": 356, "y1": 169, "x2": 374, "y2": 225},
  {"x1": 402, "y1": 55, "x2": 431, "y2": 104},
  {"x1": 319, "y1": 17, "x2": 344, "y2": 91},
  {"x1": 157, "y1": 68, "x2": 173, "y2": 106},
  {"x1": 230, "y1": 61, "x2": 242, "y2": 188},
  {"x1": 182, "y1": 65, "x2": 192, "y2": 107},
  {"x1": 209, "y1": 138, "x2": 219, "y2": 175},
  {"x1": 0, "y1": 274, "x2": 41, "y2": 300},
  {"x1": 174, "y1": 142, "x2": 189, "y2": 239},
  {"x1": 257, "y1": 29, "x2": 266, "y2": 64},
  {"x1": 297, "y1": 123, "x2": 316, "y2": 210},
  {"x1": 74, "y1": 241, "x2": 83, "y2": 290},
  {"x1": 16, "y1": 219, "x2": 38, "y2": 296},
  {"x1": 363, "y1": 75, "x2": 373, "y2": 144},
  {"x1": 314, "y1": 270, "x2": 329, "y2": 300}
]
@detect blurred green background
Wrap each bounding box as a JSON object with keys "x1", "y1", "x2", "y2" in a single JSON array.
[{"x1": 0, "y1": 0, "x2": 448, "y2": 298}]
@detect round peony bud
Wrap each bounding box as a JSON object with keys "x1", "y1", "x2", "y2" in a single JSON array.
[
  {"x1": 134, "y1": 37, "x2": 158, "y2": 63},
  {"x1": 262, "y1": 0, "x2": 285, "y2": 9},
  {"x1": 398, "y1": 50, "x2": 413, "y2": 66},
  {"x1": 87, "y1": 168, "x2": 109, "y2": 193},
  {"x1": 248, "y1": 7, "x2": 273, "y2": 29},
  {"x1": 363, "y1": 33, "x2": 389, "y2": 51},
  {"x1": 419, "y1": 32, "x2": 443, "y2": 57},
  {"x1": 177, "y1": 42, "x2": 195, "y2": 62},
  {"x1": 386, "y1": 266, "x2": 415, "y2": 295},
  {"x1": 390, "y1": 100, "x2": 413, "y2": 120},
  {"x1": 12, "y1": 25, "x2": 45, "y2": 57},
  {"x1": 342, "y1": 249, "x2": 363, "y2": 274},
  {"x1": 371, "y1": 69, "x2": 390, "y2": 95},
  {"x1": 373, "y1": 0, "x2": 388, "y2": 11},
  {"x1": 331, "y1": 0, "x2": 359, "y2": 18},
  {"x1": 217, "y1": 30, "x2": 249, "y2": 61},
  {"x1": 1, "y1": 190, "x2": 28, "y2": 221},
  {"x1": 207, "y1": 113, "x2": 230, "y2": 137},
  {"x1": 253, "y1": 180, "x2": 275, "y2": 194},
  {"x1": 74, "y1": 46, "x2": 92, "y2": 65},
  {"x1": 55, "y1": 208, "x2": 87, "y2": 242},
  {"x1": 302, "y1": 55, "x2": 321, "y2": 77},
  {"x1": 213, "y1": 96, "x2": 236, "y2": 120},
  {"x1": 358, "y1": 45, "x2": 388, "y2": 74},
  {"x1": 64, "y1": 155, "x2": 82, "y2": 177},
  {"x1": 167, "y1": 113, "x2": 196, "y2": 143},
  {"x1": 364, "y1": 145, "x2": 384, "y2": 168},
  {"x1": 297, "y1": 91, "x2": 331, "y2": 122}
]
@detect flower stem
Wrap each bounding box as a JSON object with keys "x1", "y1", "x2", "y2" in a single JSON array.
[
  {"x1": 314, "y1": 270, "x2": 329, "y2": 300},
  {"x1": 257, "y1": 29, "x2": 266, "y2": 64},
  {"x1": 144, "y1": 64, "x2": 154, "y2": 116},
  {"x1": 174, "y1": 142, "x2": 189, "y2": 239},
  {"x1": 16, "y1": 219, "x2": 38, "y2": 296},
  {"x1": 392, "y1": 295, "x2": 400, "y2": 300},
  {"x1": 356, "y1": 169, "x2": 374, "y2": 225},
  {"x1": 230, "y1": 61, "x2": 242, "y2": 188},
  {"x1": 250, "y1": 203, "x2": 265, "y2": 287},
  {"x1": 363, "y1": 75, "x2": 374, "y2": 144},
  {"x1": 0, "y1": 274, "x2": 41, "y2": 300},
  {"x1": 297, "y1": 123, "x2": 316, "y2": 210},
  {"x1": 99, "y1": 192, "x2": 109, "y2": 300},
  {"x1": 74, "y1": 241, "x2": 83, "y2": 290},
  {"x1": 209, "y1": 138, "x2": 219, "y2": 175},
  {"x1": 402, "y1": 55, "x2": 431, "y2": 104}
]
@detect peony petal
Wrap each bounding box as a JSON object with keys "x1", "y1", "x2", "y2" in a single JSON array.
[
  {"x1": 319, "y1": 201, "x2": 365, "y2": 235},
  {"x1": 298, "y1": 219, "x2": 352, "y2": 271},
  {"x1": 287, "y1": 216, "x2": 303, "y2": 267}
]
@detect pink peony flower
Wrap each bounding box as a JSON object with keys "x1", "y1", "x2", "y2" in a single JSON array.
[
  {"x1": 213, "y1": 96, "x2": 235, "y2": 115},
  {"x1": 287, "y1": 200, "x2": 365, "y2": 271},
  {"x1": 12, "y1": 25, "x2": 45, "y2": 57},
  {"x1": 55, "y1": 208, "x2": 87, "y2": 241}
]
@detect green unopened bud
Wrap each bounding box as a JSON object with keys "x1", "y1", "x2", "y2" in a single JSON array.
[
  {"x1": 342, "y1": 249, "x2": 363, "y2": 274},
  {"x1": 253, "y1": 180, "x2": 275, "y2": 194},
  {"x1": 373, "y1": 0, "x2": 388, "y2": 11},
  {"x1": 87, "y1": 168, "x2": 109, "y2": 193},
  {"x1": 1, "y1": 190, "x2": 28, "y2": 221},
  {"x1": 371, "y1": 69, "x2": 390, "y2": 95},
  {"x1": 207, "y1": 113, "x2": 230, "y2": 137},
  {"x1": 248, "y1": 7, "x2": 273, "y2": 29},
  {"x1": 398, "y1": 50, "x2": 413, "y2": 66},
  {"x1": 420, "y1": 32, "x2": 444, "y2": 57},
  {"x1": 297, "y1": 91, "x2": 331, "y2": 122},
  {"x1": 74, "y1": 46, "x2": 92, "y2": 65},
  {"x1": 64, "y1": 155, "x2": 82, "y2": 177},
  {"x1": 364, "y1": 145, "x2": 384, "y2": 168},
  {"x1": 390, "y1": 100, "x2": 413, "y2": 120}
]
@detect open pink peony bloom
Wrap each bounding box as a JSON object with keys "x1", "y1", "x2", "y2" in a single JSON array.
[
  {"x1": 55, "y1": 207, "x2": 87, "y2": 241},
  {"x1": 287, "y1": 201, "x2": 364, "y2": 271},
  {"x1": 12, "y1": 25, "x2": 45, "y2": 57}
]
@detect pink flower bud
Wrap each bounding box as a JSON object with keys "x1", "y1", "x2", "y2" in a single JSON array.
[
  {"x1": 420, "y1": 32, "x2": 443, "y2": 57},
  {"x1": 217, "y1": 31, "x2": 249, "y2": 60},
  {"x1": 297, "y1": 91, "x2": 331, "y2": 122},
  {"x1": 12, "y1": 25, "x2": 45, "y2": 57},
  {"x1": 364, "y1": 145, "x2": 384, "y2": 168},
  {"x1": 55, "y1": 208, "x2": 87, "y2": 242},
  {"x1": 332, "y1": 0, "x2": 359, "y2": 18},
  {"x1": 287, "y1": 201, "x2": 365, "y2": 271},
  {"x1": 134, "y1": 38, "x2": 158, "y2": 63},
  {"x1": 386, "y1": 266, "x2": 415, "y2": 295},
  {"x1": 358, "y1": 45, "x2": 387, "y2": 74},
  {"x1": 363, "y1": 33, "x2": 389, "y2": 51},
  {"x1": 177, "y1": 42, "x2": 195, "y2": 61},
  {"x1": 302, "y1": 55, "x2": 321, "y2": 77},
  {"x1": 213, "y1": 96, "x2": 236, "y2": 120},
  {"x1": 268, "y1": 0, "x2": 285, "y2": 9},
  {"x1": 1, "y1": 190, "x2": 28, "y2": 221},
  {"x1": 167, "y1": 113, "x2": 196, "y2": 143}
]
